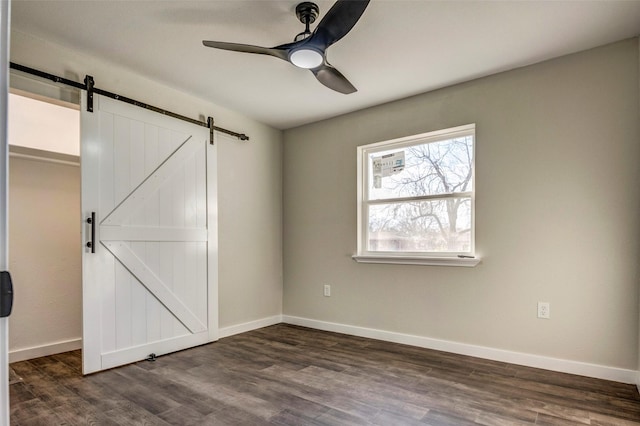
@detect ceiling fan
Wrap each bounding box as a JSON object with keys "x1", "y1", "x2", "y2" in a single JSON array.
[{"x1": 202, "y1": 0, "x2": 370, "y2": 94}]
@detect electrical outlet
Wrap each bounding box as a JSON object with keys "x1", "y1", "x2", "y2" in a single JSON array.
[
  {"x1": 537, "y1": 302, "x2": 550, "y2": 319},
  {"x1": 323, "y1": 284, "x2": 331, "y2": 297}
]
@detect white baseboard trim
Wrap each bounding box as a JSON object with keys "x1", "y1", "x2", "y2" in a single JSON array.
[
  {"x1": 10, "y1": 319, "x2": 633, "y2": 384},
  {"x1": 219, "y1": 315, "x2": 283, "y2": 339},
  {"x1": 9, "y1": 338, "x2": 82, "y2": 363},
  {"x1": 283, "y1": 315, "x2": 638, "y2": 384}
]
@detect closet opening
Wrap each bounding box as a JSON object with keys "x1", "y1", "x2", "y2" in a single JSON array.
[{"x1": 7, "y1": 91, "x2": 81, "y2": 363}]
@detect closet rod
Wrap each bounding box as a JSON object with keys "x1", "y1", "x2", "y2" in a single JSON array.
[{"x1": 9, "y1": 62, "x2": 250, "y2": 142}]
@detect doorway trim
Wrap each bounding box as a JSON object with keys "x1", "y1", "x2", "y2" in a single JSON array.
[{"x1": 0, "y1": 0, "x2": 11, "y2": 424}]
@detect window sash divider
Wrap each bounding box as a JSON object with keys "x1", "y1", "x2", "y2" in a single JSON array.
[{"x1": 366, "y1": 192, "x2": 473, "y2": 205}]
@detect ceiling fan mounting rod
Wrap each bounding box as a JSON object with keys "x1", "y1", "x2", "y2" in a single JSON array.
[{"x1": 296, "y1": 2, "x2": 319, "y2": 31}]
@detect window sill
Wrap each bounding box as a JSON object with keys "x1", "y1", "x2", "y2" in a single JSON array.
[{"x1": 352, "y1": 254, "x2": 481, "y2": 267}]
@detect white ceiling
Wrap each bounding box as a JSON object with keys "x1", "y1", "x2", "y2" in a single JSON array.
[{"x1": 10, "y1": 0, "x2": 640, "y2": 130}]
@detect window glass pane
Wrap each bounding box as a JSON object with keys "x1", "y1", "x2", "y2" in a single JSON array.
[
  {"x1": 367, "y1": 198, "x2": 472, "y2": 253},
  {"x1": 368, "y1": 135, "x2": 473, "y2": 200}
]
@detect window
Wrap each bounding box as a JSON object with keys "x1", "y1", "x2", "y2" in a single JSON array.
[{"x1": 354, "y1": 124, "x2": 479, "y2": 266}]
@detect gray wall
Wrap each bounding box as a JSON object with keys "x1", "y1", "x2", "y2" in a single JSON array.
[{"x1": 283, "y1": 39, "x2": 640, "y2": 370}]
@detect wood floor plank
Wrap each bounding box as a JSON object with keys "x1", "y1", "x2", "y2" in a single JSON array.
[{"x1": 9, "y1": 324, "x2": 640, "y2": 425}]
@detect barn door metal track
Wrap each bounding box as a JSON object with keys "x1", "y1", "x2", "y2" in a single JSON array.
[{"x1": 9, "y1": 62, "x2": 250, "y2": 144}]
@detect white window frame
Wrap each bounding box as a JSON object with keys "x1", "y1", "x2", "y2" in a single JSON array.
[{"x1": 353, "y1": 124, "x2": 480, "y2": 267}]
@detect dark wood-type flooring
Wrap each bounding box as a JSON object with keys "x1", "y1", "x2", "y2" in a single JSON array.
[{"x1": 9, "y1": 324, "x2": 640, "y2": 425}]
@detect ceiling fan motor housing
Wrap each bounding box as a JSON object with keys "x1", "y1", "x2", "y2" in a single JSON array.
[{"x1": 296, "y1": 2, "x2": 319, "y2": 25}]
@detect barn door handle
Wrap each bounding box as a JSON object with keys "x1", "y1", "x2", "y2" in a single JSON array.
[{"x1": 86, "y1": 212, "x2": 96, "y2": 253}]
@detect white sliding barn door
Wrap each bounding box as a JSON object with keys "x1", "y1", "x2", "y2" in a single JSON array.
[{"x1": 81, "y1": 93, "x2": 217, "y2": 375}]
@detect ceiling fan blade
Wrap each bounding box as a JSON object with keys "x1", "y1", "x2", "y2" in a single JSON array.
[
  {"x1": 203, "y1": 40, "x2": 289, "y2": 61},
  {"x1": 309, "y1": 0, "x2": 370, "y2": 50},
  {"x1": 311, "y1": 62, "x2": 357, "y2": 94}
]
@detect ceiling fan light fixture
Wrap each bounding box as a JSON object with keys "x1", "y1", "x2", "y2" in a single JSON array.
[{"x1": 289, "y1": 48, "x2": 323, "y2": 69}]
